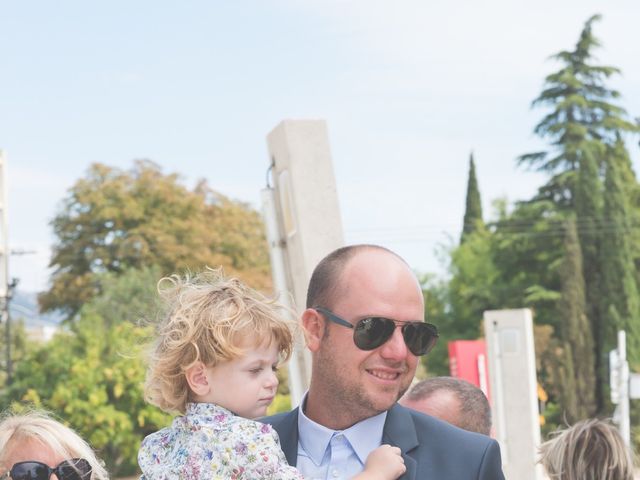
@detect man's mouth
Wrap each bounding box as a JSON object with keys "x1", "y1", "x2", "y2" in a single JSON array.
[{"x1": 366, "y1": 369, "x2": 401, "y2": 381}]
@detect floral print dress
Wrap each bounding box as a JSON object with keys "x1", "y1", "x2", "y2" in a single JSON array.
[{"x1": 138, "y1": 403, "x2": 303, "y2": 480}]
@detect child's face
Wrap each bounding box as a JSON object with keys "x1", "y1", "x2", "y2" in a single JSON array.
[{"x1": 203, "y1": 338, "x2": 280, "y2": 419}]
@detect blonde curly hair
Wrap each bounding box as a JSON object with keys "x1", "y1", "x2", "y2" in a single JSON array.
[{"x1": 144, "y1": 268, "x2": 296, "y2": 414}]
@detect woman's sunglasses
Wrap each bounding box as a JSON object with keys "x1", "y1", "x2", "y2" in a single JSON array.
[
  {"x1": 4, "y1": 459, "x2": 91, "y2": 480},
  {"x1": 314, "y1": 307, "x2": 438, "y2": 356}
]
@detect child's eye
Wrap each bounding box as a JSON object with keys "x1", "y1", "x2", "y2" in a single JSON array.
[{"x1": 249, "y1": 367, "x2": 263, "y2": 374}]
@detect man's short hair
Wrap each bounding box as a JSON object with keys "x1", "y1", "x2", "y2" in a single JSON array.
[
  {"x1": 306, "y1": 244, "x2": 405, "y2": 309},
  {"x1": 405, "y1": 376, "x2": 492, "y2": 435}
]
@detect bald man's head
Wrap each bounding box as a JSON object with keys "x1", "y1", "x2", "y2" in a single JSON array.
[{"x1": 400, "y1": 377, "x2": 491, "y2": 435}]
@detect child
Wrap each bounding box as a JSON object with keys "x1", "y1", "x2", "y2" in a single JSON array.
[{"x1": 138, "y1": 269, "x2": 406, "y2": 480}]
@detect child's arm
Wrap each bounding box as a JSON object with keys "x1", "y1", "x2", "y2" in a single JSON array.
[{"x1": 351, "y1": 444, "x2": 406, "y2": 480}]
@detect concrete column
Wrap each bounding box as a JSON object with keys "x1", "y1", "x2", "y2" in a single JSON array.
[
  {"x1": 484, "y1": 308, "x2": 544, "y2": 480},
  {"x1": 265, "y1": 120, "x2": 344, "y2": 406}
]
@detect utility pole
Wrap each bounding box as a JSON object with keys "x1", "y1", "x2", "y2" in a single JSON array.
[
  {"x1": 0, "y1": 150, "x2": 8, "y2": 302},
  {"x1": 3, "y1": 278, "x2": 18, "y2": 385},
  {"x1": 0, "y1": 150, "x2": 10, "y2": 385},
  {"x1": 610, "y1": 330, "x2": 631, "y2": 448},
  {"x1": 0, "y1": 150, "x2": 12, "y2": 385}
]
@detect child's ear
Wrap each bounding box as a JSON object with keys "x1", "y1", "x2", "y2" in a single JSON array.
[
  {"x1": 302, "y1": 308, "x2": 325, "y2": 353},
  {"x1": 185, "y1": 361, "x2": 210, "y2": 396}
]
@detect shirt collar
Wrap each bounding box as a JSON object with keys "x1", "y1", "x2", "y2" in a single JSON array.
[{"x1": 297, "y1": 392, "x2": 388, "y2": 465}]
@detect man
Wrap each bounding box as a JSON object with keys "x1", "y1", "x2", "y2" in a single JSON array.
[
  {"x1": 264, "y1": 245, "x2": 504, "y2": 479},
  {"x1": 400, "y1": 377, "x2": 492, "y2": 435}
]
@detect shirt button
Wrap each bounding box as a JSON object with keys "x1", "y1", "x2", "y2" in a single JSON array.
[{"x1": 331, "y1": 469, "x2": 340, "y2": 478}]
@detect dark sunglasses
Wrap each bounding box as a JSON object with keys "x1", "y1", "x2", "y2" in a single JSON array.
[
  {"x1": 5, "y1": 459, "x2": 91, "y2": 480},
  {"x1": 315, "y1": 307, "x2": 438, "y2": 356}
]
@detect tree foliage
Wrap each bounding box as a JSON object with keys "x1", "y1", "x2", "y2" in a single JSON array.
[
  {"x1": 556, "y1": 217, "x2": 596, "y2": 420},
  {"x1": 461, "y1": 153, "x2": 484, "y2": 243},
  {"x1": 518, "y1": 14, "x2": 639, "y2": 208},
  {"x1": 39, "y1": 160, "x2": 271, "y2": 317},
  {"x1": 600, "y1": 152, "x2": 640, "y2": 367},
  {"x1": 3, "y1": 268, "x2": 172, "y2": 476},
  {"x1": 422, "y1": 15, "x2": 640, "y2": 425}
]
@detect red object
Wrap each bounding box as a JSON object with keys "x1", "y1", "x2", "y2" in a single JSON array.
[{"x1": 448, "y1": 340, "x2": 491, "y2": 403}]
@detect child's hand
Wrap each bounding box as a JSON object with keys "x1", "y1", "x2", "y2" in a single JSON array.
[{"x1": 363, "y1": 444, "x2": 406, "y2": 480}]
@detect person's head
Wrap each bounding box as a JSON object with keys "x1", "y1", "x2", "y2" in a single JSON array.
[
  {"x1": 303, "y1": 244, "x2": 437, "y2": 428},
  {"x1": 144, "y1": 268, "x2": 296, "y2": 418},
  {"x1": 539, "y1": 418, "x2": 634, "y2": 480},
  {"x1": 399, "y1": 376, "x2": 492, "y2": 435},
  {"x1": 0, "y1": 410, "x2": 109, "y2": 480}
]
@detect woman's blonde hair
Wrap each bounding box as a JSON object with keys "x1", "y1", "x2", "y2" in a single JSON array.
[
  {"x1": 0, "y1": 409, "x2": 109, "y2": 480},
  {"x1": 144, "y1": 268, "x2": 296, "y2": 414},
  {"x1": 539, "y1": 418, "x2": 635, "y2": 480}
]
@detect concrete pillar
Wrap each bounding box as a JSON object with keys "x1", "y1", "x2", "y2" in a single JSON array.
[
  {"x1": 484, "y1": 308, "x2": 544, "y2": 480},
  {"x1": 264, "y1": 120, "x2": 344, "y2": 406}
]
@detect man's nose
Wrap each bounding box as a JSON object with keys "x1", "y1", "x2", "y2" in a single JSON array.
[{"x1": 379, "y1": 326, "x2": 408, "y2": 360}]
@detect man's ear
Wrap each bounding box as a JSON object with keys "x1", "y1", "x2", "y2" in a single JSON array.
[
  {"x1": 302, "y1": 308, "x2": 325, "y2": 352},
  {"x1": 185, "y1": 361, "x2": 210, "y2": 397}
]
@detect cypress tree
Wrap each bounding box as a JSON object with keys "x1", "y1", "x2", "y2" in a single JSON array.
[
  {"x1": 574, "y1": 146, "x2": 606, "y2": 410},
  {"x1": 461, "y1": 153, "x2": 484, "y2": 243},
  {"x1": 600, "y1": 152, "x2": 640, "y2": 367},
  {"x1": 557, "y1": 217, "x2": 596, "y2": 420}
]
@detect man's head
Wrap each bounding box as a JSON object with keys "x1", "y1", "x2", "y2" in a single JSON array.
[
  {"x1": 539, "y1": 418, "x2": 634, "y2": 480},
  {"x1": 302, "y1": 244, "x2": 427, "y2": 429},
  {"x1": 400, "y1": 376, "x2": 492, "y2": 435}
]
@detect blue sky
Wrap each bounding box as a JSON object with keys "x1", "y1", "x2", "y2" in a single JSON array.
[{"x1": 2, "y1": 1, "x2": 639, "y2": 293}]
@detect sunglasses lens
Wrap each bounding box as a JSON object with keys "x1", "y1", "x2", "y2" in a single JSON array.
[
  {"x1": 354, "y1": 317, "x2": 396, "y2": 350},
  {"x1": 403, "y1": 323, "x2": 438, "y2": 355},
  {"x1": 57, "y1": 459, "x2": 92, "y2": 480},
  {"x1": 10, "y1": 463, "x2": 49, "y2": 480}
]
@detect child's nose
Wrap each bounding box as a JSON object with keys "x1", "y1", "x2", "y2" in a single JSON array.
[{"x1": 266, "y1": 370, "x2": 278, "y2": 389}]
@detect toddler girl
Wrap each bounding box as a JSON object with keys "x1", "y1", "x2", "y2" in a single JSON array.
[{"x1": 138, "y1": 269, "x2": 405, "y2": 479}]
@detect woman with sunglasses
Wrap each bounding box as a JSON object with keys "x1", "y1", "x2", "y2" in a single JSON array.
[{"x1": 0, "y1": 410, "x2": 109, "y2": 480}]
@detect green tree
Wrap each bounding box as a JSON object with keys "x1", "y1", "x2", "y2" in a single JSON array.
[
  {"x1": 2, "y1": 268, "x2": 172, "y2": 476},
  {"x1": 574, "y1": 147, "x2": 606, "y2": 409},
  {"x1": 419, "y1": 273, "x2": 451, "y2": 376},
  {"x1": 518, "y1": 14, "x2": 639, "y2": 207},
  {"x1": 461, "y1": 153, "x2": 484, "y2": 243},
  {"x1": 556, "y1": 217, "x2": 596, "y2": 420},
  {"x1": 517, "y1": 13, "x2": 640, "y2": 413},
  {"x1": 600, "y1": 152, "x2": 640, "y2": 367},
  {"x1": 448, "y1": 227, "x2": 498, "y2": 337},
  {"x1": 39, "y1": 160, "x2": 271, "y2": 317}
]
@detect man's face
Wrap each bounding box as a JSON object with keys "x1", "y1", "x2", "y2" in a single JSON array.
[
  {"x1": 400, "y1": 389, "x2": 462, "y2": 428},
  {"x1": 309, "y1": 250, "x2": 424, "y2": 428}
]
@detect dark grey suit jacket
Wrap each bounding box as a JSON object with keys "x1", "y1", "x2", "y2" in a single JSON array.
[{"x1": 263, "y1": 403, "x2": 505, "y2": 480}]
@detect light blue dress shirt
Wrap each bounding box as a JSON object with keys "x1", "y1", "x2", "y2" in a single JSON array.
[{"x1": 296, "y1": 394, "x2": 387, "y2": 480}]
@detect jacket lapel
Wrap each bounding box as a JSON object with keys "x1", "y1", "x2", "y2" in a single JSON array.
[
  {"x1": 382, "y1": 404, "x2": 419, "y2": 480},
  {"x1": 271, "y1": 408, "x2": 300, "y2": 466}
]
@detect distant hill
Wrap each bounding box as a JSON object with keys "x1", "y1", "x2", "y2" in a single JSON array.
[{"x1": 9, "y1": 290, "x2": 64, "y2": 326}]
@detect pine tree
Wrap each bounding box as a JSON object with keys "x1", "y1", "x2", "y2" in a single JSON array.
[
  {"x1": 518, "y1": 14, "x2": 640, "y2": 207},
  {"x1": 557, "y1": 217, "x2": 596, "y2": 420},
  {"x1": 461, "y1": 153, "x2": 484, "y2": 243}
]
